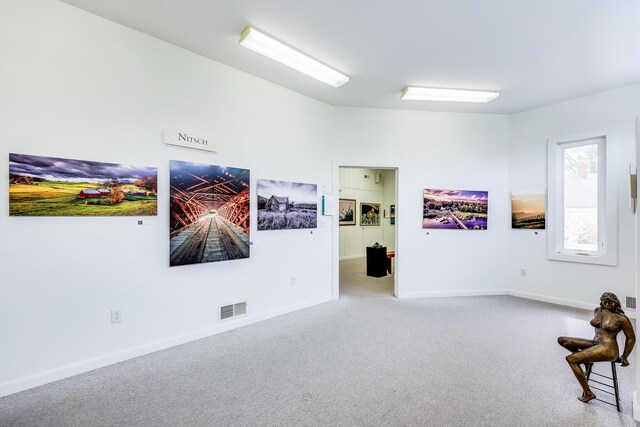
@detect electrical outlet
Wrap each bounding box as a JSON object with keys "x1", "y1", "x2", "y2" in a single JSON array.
[
  {"x1": 111, "y1": 309, "x2": 122, "y2": 324},
  {"x1": 290, "y1": 276, "x2": 296, "y2": 287},
  {"x1": 520, "y1": 269, "x2": 527, "y2": 277}
]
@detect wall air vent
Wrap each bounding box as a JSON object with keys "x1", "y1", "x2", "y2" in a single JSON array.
[
  {"x1": 220, "y1": 302, "x2": 247, "y2": 321},
  {"x1": 626, "y1": 296, "x2": 636, "y2": 310}
]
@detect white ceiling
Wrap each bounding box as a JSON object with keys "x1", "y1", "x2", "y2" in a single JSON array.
[{"x1": 60, "y1": 0, "x2": 640, "y2": 114}]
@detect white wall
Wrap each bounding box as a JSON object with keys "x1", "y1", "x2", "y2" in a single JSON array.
[
  {"x1": 507, "y1": 84, "x2": 640, "y2": 311},
  {"x1": 330, "y1": 108, "x2": 511, "y2": 298},
  {"x1": 338, "y1": 168, "x2": 396, "y2": 259},
  {"x1": 0, "y1": 0, "x2": 513, "y2": 397},
  {"x1": 381, "y1": 169, "x2": 397, "y2": 252},
  {"x1": 0, "y1": 0, "x2": 335, "y2": 396},
  {"x1": 636, "y1": 115, "x2": 640, "y2": 421}
]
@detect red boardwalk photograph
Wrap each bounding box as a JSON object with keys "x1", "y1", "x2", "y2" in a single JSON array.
[{"x1": 170, "y1": 160, "x2": 250, "y2": 266}]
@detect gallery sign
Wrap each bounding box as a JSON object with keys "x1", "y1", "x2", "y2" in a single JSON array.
[{"x1": 163, "y1": 128, "x2": 216, "y2": 153}]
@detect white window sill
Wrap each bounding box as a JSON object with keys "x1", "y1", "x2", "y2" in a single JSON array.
[{"x1": 547, "y1": 251, "x2": 617, "y2": 266}]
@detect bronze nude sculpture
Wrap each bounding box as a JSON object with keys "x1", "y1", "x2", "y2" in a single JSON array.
[{"x1": 557, "y1": 292, "x2": 635, "y2": 403}]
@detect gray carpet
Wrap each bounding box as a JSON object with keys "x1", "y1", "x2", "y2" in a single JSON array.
[
  {"x1": 339, "y1": 257, "x2": 394, "y2": 297},
  {"x1": 1, "y1": 260, "x2": 637, "y2": 426}
]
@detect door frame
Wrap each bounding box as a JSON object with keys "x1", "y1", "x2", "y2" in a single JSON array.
[{"x1": 331, "y1": 160, "x2": 400, "y2": 299}]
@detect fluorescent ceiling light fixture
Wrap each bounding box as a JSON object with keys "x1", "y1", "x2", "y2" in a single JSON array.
[
  {"x1": 239, "y1": 26, "x2": 349, "y2": 88},
  {"x1": 401, "y1": 86, "x2": 499, "y2": 103}
]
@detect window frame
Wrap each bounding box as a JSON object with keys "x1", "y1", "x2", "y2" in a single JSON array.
[{"x1": 547, "y1": 131, "x2": 617, "y2": 266}]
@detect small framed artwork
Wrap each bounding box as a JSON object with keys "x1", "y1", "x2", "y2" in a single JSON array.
[
  {"x1": 360, "y1": 202, "x2": 381, "y2": 226},
  {"x1": 390, "y1": 205, "x2": 395, "y2": 225},
  {"x1": 339, "y1": 198, "x2": 356, "y2": 225},
  {"x1": 511, "y1": 190, "x2": 545, "y2": 229}
]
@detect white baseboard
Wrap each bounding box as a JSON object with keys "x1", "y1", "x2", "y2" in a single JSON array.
[
  {"x1": 0, "y1": 295, "x2": 332, "y2": 398},
  {"x1": 507, "y1": 290, "x2": 593, "y2": 311},
  {"x1": 398, "y1": 289, "x2": 508, "y2": 298},
  {"x1": 339, "y1": 254, "x2": 364, "y2": 261},
  {"x1": 634, "y1": 391, "x2": 639, "y2": 422},
  {"x1": 396, "y1": 288, "x2": 636, "y2": 319},
  {"x1": 507, "y1": 290, "x2": 636, "y2": 319}
]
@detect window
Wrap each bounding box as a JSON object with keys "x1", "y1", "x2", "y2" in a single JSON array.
[{"x1": 547, "y1": 133, "x2": 617, "y2": 265}]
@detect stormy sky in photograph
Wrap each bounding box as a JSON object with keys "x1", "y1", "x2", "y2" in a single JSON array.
[
  {"x1": 257, "y1": 179, "x2": 317, "y2": 204},
  {"x1": 9, "y1": 153, "x2": 157, "y2": 183}
]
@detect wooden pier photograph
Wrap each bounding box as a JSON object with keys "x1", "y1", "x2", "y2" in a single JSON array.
[
  {"x1": 9, "y1": 153, "x2": 157, "y2": 216},
  {"x1": 169, "y1": 160, "x2": 250, "y2": 266},
  {"x1": 423, "y1": 188, "x2": 488, "y2": 230}
]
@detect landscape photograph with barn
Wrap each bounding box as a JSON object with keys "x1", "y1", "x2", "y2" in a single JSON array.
[
  {"x1": 169, "y1": 160, "x2": 250, "y2": 266},
  {"x1": 257, "y1": 179, "x2": 317, "y2": 230},
  {"x1": 9, "y1": 153, "x2": 158, "y2": 216}
]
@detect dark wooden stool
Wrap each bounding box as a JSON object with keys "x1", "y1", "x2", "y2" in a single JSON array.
[{"x1": 585, "y1": 361, "x2": 621, "y2": 412}]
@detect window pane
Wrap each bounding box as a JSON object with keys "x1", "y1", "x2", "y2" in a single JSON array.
[{"x1": 563, "y1": 143, "x2": 598, "y2": 252}]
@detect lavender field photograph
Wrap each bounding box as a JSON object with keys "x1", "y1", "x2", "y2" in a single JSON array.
[
  {"x1": 257, "y1": 179, "x2": 317, "y2": 230},
  {"x1": 423, "y1": 189, "x2": 488, "y2": 230}
]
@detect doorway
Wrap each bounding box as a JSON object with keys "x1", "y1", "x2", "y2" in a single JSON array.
[{"x1": 335, "y1": 166, "x2": 398, "y2": 297}]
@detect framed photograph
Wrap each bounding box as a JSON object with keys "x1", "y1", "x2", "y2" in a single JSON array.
[
  {"x1": 390, "y1": 204, "x2": 396, "y2": 225},
  {"x1": 339, "y1": 198, "x2": 356, "y2": 225},
  {"x1": 423, "y1": 189, "x2": 488, "y2": 230},
  {"x1": 169, "y1": 160, "x2": 250, "y2": 266},
  {"x1": 511, "y1": 190, "x2": 545, "y2": 229},
  {"x1": 360, "y1": 202, "x2": 381, "y2": 226},
  {"x1": 9, "y1": 153, "x2": 157, "y2": 216},
  {"x1": 257, "y1": 179, "x2": 317, "y2": 230}
]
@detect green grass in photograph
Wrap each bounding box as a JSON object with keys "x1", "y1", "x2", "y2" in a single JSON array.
[{"x1": 9, "y1": 181, "x2": 157, "y2": 216}]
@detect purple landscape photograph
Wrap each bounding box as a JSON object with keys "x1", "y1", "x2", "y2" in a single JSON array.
[{"x1": 423, "y1": 188, "x2": 488, "y2": 230}]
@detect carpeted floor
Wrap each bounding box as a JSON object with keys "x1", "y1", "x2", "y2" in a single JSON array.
[
  {"x1": 0, "y1": 259, "x2": 637, "y2": 426},
  {"x1": 339, "y1": 257, "x2": 394, "y2": 297}
]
